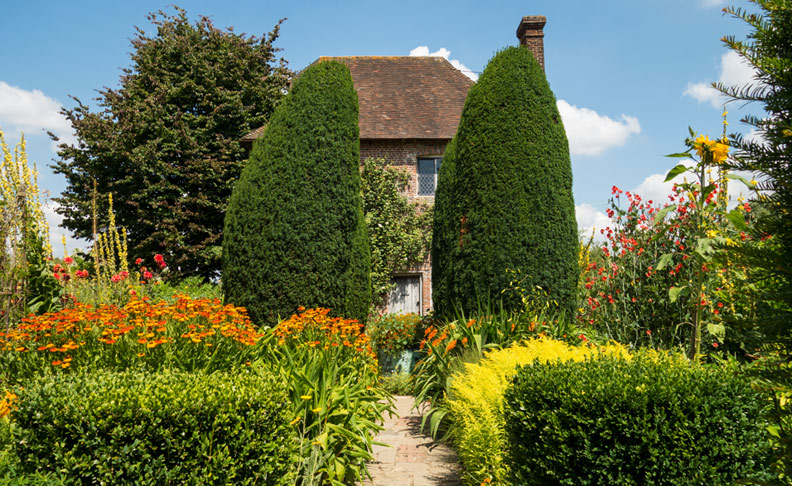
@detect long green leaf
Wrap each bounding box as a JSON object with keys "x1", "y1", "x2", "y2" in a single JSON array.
[
  {"x1": 664, "y1": 164, "x2": 689, "y2": 182},
  {"x1": 653, "y1": 204, "x2": 677, "y2": 223}
]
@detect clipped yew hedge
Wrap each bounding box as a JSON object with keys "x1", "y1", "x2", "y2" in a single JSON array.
[
  {"x1": 223, "y1": 59, "x2": 370, "y2": 324},
  {"x1": 432, "y1": 46, "x2": 578, "y2": 318},
  {"x1": 503, "y1": 353, "x2": 773, "y2": 485},
  {"x1": 11, "y1": 369, "x2": 297, "y2": 485}
]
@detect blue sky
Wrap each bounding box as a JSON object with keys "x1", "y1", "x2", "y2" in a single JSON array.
[{"x1": 0, "y1": 0, "x2": 761, "y2": 253}]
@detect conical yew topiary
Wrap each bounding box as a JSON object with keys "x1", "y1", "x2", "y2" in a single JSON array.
[
  {"x1": 222, "y1": 60, "x2": 371, "y2": 324},
  {"x1": 432, "y1": 46, "x2": 578, "y2": 317}
]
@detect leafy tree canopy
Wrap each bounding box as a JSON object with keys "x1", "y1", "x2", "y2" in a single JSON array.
[{"x1": 51, "y1": 6, "x2": 291, "y2": 280}]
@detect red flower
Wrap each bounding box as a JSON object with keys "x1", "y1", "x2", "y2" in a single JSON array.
[
  {"x1": 135, "y1": 258, "x2": 143, "y2": 265},
  {"x1": 712, "y1": 342, "x2": 719, "y2": 348},
  {"x1": 53, "y1": 273, "x2": 61, "y2": 280},
  {"x1": 143, "y1": 270, "x2": 153, "y2": 280},
  {"x1": 646, "y1": 329, "x2": 651, "y2": 335},
  {"x1": 64, "y1": 257, "x2": 74, "y2": 265},
  {"x1": 154, "y1": 254, "x2": 166, "y2": 268}
]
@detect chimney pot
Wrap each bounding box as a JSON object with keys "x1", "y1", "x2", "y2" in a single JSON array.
[{"x1": 517, "y1": 15, "x2": 547, "y2": 72}]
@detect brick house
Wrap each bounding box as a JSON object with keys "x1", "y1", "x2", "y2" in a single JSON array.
[{"x1": 242, "y1": 16, "x2": 547, "y2": 316}]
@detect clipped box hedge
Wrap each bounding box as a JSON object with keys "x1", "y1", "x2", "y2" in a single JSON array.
[
  {"x1": 11, "y1": 369, "x2": 297, "y2": 485},
  {"x1": 503, "y1": 353, "x2": 773, "y2": 486}
]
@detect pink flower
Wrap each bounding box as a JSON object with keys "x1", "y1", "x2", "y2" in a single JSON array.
[
  {"x1": 143, "y1": 270, "x2": 153, "y2": 280},
  {"x1": 111, "y1": 275, "x2": 122, "y2": 283},
  {"x1": 75, "y1": 270, "x2": 89, "y2": 278}
]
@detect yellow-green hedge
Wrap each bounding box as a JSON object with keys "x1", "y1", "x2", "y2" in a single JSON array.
[{"x1": 446, "y1": 337, "x2": 627, "y2": 485}]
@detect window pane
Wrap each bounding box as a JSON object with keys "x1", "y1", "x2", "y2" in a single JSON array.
[{"x1": 418, "y1": 158, "x2": 436, "y2": 196}]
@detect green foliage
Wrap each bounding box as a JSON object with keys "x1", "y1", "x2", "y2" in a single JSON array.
[
  {"x1": 223, "y1": 60, "x2": 370, "y2": 324},
  {"x1": 361, "y1": 158, "x2": 433, "y2": 305},
  {"x1": 503, "y1": 352, "x2": 774, "y2": 485},
  {"x1": 264, "y1": 308, "x2": 391, "y2": 485},
  {"x1": 52, "y1": 7, "x2": 291, "y2": 280},
  {"x1": 23, "y1": 234, "x2": 63, "y2": 315},
  {"x1": 447, "y1": 338, "x2": 627, "y2": 485},
  {"x1": 0, "y1": 295, "x2": 263, "y2": 386},
  {"x1": 10, "y1": 369, "x2": 297, "y2": 485},
  {"x1": 379, "y1": 372, "x2": 413, "y2": 396},
  {"x1": 716, "y1": 2, "x2": 792, "y2": 478},
  {"x1": 145, "y1": 276, "x2": 221, "y2": 302},
  {"x1": 432, "y1": 46, "x2": 578, "y2": 318},
  {"x1": 366, "y1": 313, "x2": 423, "y2": 355},
  {"x1": 411, "y1": 303, "x2": 589, "y2": 439}
]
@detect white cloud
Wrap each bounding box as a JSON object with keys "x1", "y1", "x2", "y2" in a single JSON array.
[
  {"x1": 409, "y1": 46, "x2": 478, "y2": 81},
  {"x1": 42, "y1": 201, "x2": 90, "y2": 256},
  {"x1": 631, "y1": 158, "x2": 695, "y2": 205},
  {"x1": 0, "y1": 81, "x2": 76, "y2": 150},
  {"x1": 684, "y1": 51, "x2": 757, "y2": 108},
  {"x1": 556, "y1": 100, "x2": 641, "y2": 156},
  {"x1": 576, "y1": 203, "x2": 611, "y2": 239},
  {"x1": 700, "y1": 0, "x2": 725, "y2": 6},
  {"x1": 631, "y1": 159, "x2": 756, "y2": 209}
]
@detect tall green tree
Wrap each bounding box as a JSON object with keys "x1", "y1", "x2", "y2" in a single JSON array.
[
  {"x1": 222, "y1": 60, "x2": 370, "y2": 325},
  {"x1": 432, "y1": 46, "x2": 578, "y2": 318},
  {"x1": 717, "y1": 1, "x2": 792, "y2": 478},
  {"x1": 51, "y1": 7, "x2": 290, "y2": 280}
]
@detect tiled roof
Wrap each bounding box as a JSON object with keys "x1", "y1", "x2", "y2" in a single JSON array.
[{"x1": 243, "y1": 56, "x2": 474, "y2": 143}]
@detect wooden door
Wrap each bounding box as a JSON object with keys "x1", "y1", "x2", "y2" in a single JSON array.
[{"x1": 388, "y1": 276, "x2": 421, "y2": 315}]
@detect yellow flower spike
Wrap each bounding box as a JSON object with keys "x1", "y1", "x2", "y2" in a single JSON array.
[{"x1": 289, "y1": 417, "x2": 301, "y2": 426}]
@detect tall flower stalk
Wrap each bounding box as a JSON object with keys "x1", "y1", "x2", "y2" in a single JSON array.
[{"x1": 657, "y1": 116, "x2": 756, "y2": 359}]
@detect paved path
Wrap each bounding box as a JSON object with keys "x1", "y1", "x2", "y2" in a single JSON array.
[{"x1": 362, "y1": 395, "x2": 461, "y2": 486}]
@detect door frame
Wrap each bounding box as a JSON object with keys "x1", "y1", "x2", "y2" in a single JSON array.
[{"x1": 388, "y1": 273, "x2": 423, "y2": 316}]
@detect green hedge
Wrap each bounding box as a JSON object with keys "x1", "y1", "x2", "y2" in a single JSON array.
[
  {"x1": 223, "y1": 59, "x2": 370, "y2": 324},
  {"x1": 11, "y1": 369, "x2": 297, "y2": 485},
  {"x1": 503, "y1": 353, "x2": 773, "y2": 485},
  {"x1": 432, "y1": 45, "x2": 578, "y2": 318}
]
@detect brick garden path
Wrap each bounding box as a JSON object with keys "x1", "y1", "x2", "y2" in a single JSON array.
[{"x1": 361, "y1": 395, "x2": 461, "y2": 486}]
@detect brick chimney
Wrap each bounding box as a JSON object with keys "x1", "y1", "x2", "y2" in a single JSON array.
[{"x1": 516, "y1": 16, "x2": 547, "y2": 71}]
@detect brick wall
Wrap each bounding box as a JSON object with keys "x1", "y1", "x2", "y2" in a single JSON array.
[{"x1": 361, "y1": 138, "x2": 449, "y2": 315}]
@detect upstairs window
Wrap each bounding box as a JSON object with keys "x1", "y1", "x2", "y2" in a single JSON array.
[{"x1": 417, "y1": 157, "x2": 442, "y2": 196}]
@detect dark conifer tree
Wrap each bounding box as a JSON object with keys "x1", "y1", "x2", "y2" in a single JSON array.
[
  {"x1": 432, "y1": 46, "x2": 578, "y2": 317},
  {"x1": 222, "y1": 60, "x2": 370, "y2": 324}
]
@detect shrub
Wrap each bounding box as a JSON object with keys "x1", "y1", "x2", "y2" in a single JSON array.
[
  {"x1": 431, "y1": 46, "x2": 578, "y2": 318},
  {"x1": 223, "y1": 59, "x2": 371, "y2": 325},
  {"x1": 366, "y1": 313, "x2": 423, "y2": 355},
  {"x1": 578, "y1": 126, "x2": 761, "y2": 355},
  {"x1": 0, "y1": 295, "x2": 262, "y2": 385},
  {"x1": 10, "y1": 369, "x2": 297, "y2": 485},
  {"x1": 447, "y1": 337, "x2": 627, "y2": 485},
  {"x1": 503, "y1": 352, "x2": 773, "y2": 485},
  {"x1": 266, "y1": 307, "x2": 391, "y2": 485},
  {"x1": 411, "y1": 302, "x2": 595, "y2": 437}
]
